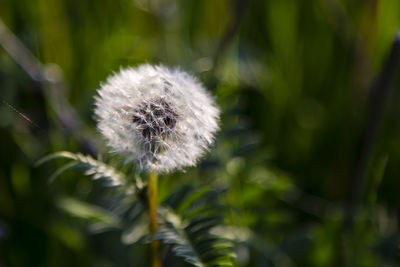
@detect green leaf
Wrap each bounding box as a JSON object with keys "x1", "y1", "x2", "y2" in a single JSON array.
[
  {"x1": 37, "y1": 151, "x2": 126, "y2": 186},
  {"x1": 57, "y1": 197, "x2": 120, "y2": 230},
  {"x1": 156, "y1": 186, "x2": 235, "y2": 267},
  {"x1": 35, "y1": 151, "x2": 78, "y2": 166}
]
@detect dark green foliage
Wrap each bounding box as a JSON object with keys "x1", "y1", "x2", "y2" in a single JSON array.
[
  {"x1": 1, "y1": 0, "x2": 400, "y2": 266},
  {"x1": 157, "y1": 187, "x2": 234, "y2": 267},
  {"x1": 38, "y1": 152, "x2": 235, "y2": 266}
]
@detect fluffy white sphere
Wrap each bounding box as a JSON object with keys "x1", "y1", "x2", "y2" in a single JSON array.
[{"x1": 94, "y1": 64, "x2": 220, "y2": 173}]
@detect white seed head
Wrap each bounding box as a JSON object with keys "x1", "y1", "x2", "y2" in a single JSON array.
[{"x1": 94, "y1": 64, "x2": 220, "y2": 173}]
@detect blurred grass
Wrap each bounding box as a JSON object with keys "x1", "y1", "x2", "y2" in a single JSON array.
[{"x1": 1, "y1": 0, "x2": 400, "y2": 266}]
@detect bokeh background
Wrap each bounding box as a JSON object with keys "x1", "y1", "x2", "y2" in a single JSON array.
[{"x1": 1, "y1": 0, "x2": 400, "y2": 266}]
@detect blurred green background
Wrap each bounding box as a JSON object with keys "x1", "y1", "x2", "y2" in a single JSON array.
[{"x1": 1, "y1": 0, "x2": 400, "y2": 266}]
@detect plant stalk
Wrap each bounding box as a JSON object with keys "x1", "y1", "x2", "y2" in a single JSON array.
[{"x1": 148, "y1": 171, "x2": 161, "y2": 267}]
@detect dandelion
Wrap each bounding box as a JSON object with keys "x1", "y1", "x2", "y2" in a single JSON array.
[
  {"x1": 94, "y1": 64, "x2": 220, "y2": 266},
  {"x1": 94, "y1": 64, "x2": 220, "y2": 173}
]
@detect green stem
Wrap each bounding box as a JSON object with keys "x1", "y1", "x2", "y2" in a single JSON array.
[{"x1": 148, "y1": 171, "x2": 161, "y2": 267}]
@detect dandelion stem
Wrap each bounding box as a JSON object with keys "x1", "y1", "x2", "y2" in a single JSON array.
[{"x1": 148, "y1": 171, "x2": 161, "y2": 267}]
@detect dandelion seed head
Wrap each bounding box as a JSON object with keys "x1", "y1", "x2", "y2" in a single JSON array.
[{"x1": 94, "y1": 64, "x2": 220, "y2": 173}]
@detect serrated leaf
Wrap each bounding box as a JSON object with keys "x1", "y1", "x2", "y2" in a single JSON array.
[
  {"x1": 156, "y1": 186, "x2": 235, "y2": 267},
  {"x1": 37, "y1": 151, "x2": 126, "y2": 186}
]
